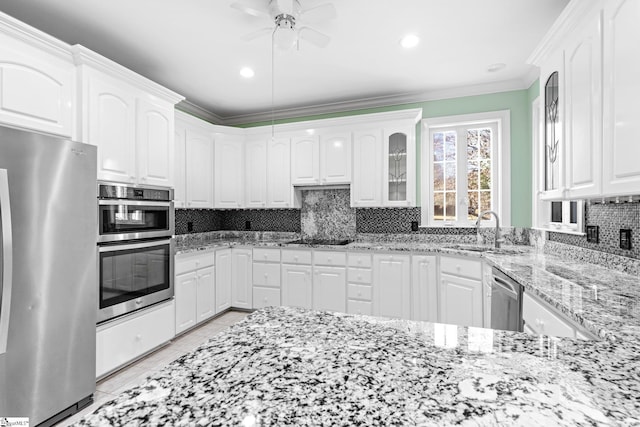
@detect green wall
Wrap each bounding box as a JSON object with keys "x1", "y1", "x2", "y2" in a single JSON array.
[{"x1": 237, "y1": 86, "x2": 537, "y2": 227}]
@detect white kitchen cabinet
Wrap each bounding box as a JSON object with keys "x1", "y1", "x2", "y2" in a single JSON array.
[
  {"x1": 439, "y1": 255, "x2": 483, "y2": 328},
  {"x1": 351, "y1": 129, "x2": 383, "y2": 207},
  {"x1": 245, "y1": 139, "x2": 268, "y2": 208},
  {"x1": 214, "y1": 135, "x2": 244, "y2": 208},
  {"x1": 174, "y1": 123, "x2": 187, "y2": 207},
  {"x1": 175, "y1": 250, "x2": 215, "y2": 335},
  {"x1": 136, "y1": 98, "x2": 174, "y2": 188},
  {"x1": 313, "y1": 250, "x2": 347, "y2": 313},
  {"x1": 252, "y1": 248, "x2": 281, "y2": 309},
  {"x1": 372, "y1": 253, "x2": 411, "y2": 319},
  {"x1": 215, "y1": 248, "x2": 232, "y2": 313},
  {"x1": 231, "y1": 248, "x2": 253, "y2": 309},
  {"x1": 267, "y1": 137, "x2": 293, "y2": 207},
  {"x1": 0, "y1": 26, "x2": 74, "y2": 137},
  {"x1": 411, "y1": 255, "x2": 438, "y2": 322},
  {"x1": 96, "y1": 299, "x2": 175, "y2": 378},
  {"x1": 383, "y1": 126, "x2": 415, "y2": 206},
  {"x1": 346, "y1": 252, "x2": 373, "y2": 316},
  {"x1": 281, "y1": 250, "x2": 313, "y2": 309},
  {"x1": 320, "y1": 132, "x2": 351, "y2": 184},
  {"x1": 291, "y1": 135, "x2": 320, "y2": 185},
  {"x1": 602, "y1": 0, "x2": 640, "y2": 196},
  {"x1": 523, "y1": 292, "x2": 574, "y2": 338}
]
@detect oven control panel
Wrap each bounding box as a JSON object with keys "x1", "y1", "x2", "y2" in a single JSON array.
[{"x1": 98, "y1": 183, "x2": 173, "y2": 201}]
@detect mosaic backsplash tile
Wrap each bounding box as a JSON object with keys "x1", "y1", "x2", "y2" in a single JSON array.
[
  {"x1": 175, "y1": 209, "x2": 223, "y2": 235},
  {"x1": 549, "y1": 201, "x2": 640, "y2": 260},
  {"x1": 221, "y1": 209, "x2": 300, "y2": 233},
  {"x1": 301, "y1": 189, "x2": 356, "y2": 241}
]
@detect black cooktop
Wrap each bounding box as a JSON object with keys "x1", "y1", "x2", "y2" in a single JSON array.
[{"x1": 287, "y1": 239, "x2": 352, "y2": 246}]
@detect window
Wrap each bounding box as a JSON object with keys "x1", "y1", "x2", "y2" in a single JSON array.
[{"x1": 421, "y1": 111, "x2": 510, "y2": 227}]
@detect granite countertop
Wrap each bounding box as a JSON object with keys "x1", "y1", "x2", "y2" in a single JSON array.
[{"x1": 74, "y1": 306, "x2": 640, "y2": 426}]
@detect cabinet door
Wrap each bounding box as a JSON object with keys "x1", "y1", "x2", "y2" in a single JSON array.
[
  {"x1": 214, "y1": 136, "x2": 244, "y2": 208},
  {"x1": 175, "y1": 272, "x2": 197, "y2": 334},
  {"x1": 185, "y1": 128, "x2": 214, "y2": 208},
  {"x1": 267, "y1": 137, "x2": 292, "y2": 207},
  {"x1": 383, "y1": 126, "x2": 415, "y2": 206},
  {"x1": 411, "y1": 255, "x2": 437, "y2": 322},
  {"x1": 232, "y1": 249, "x2": 253, "y2": 309},
  {"x1": 174, "y1": 123, "x2": 186, "y2": 208},
  {"x1": 313, "y1": 266, "x2": 346, "y2": 313},
  {"x1": 136, "y1": 98, "x2": 175, "y2": 188},
  {"x1": 373, "y1": 254, "x2": 411, "y2": 319},
  {"x1": 352, "y1": 129, "x2": 382, "y2": 207},
  {"x1": 0, "y1": 33, "x2": 74, "y2": 137},
  {"x1": 281, "y1": 264, "x2": 312, "y2": 309},
  {"x1": 564, "y1": 7, "x2": 603, "y2": 199},
  {"x1": 196, "y1": 266, "x2": 215, "y2": 323},
  {"x1": 87, "y1": 75, "x2": 136, "y2": 183},
  {"x1": 291, "y1": 135, "x2": 320, "y2": 184},
  {"x1": 245, "y1": 139, "x2": 268, "y2": 208},
  {"x1": 320, "y1": 132, "x2": 351, "y2": 184},
  {"x1": 215, "y1": 249, "x2": 232, "y2": 313},
  {"x1": 602, "y1": 0, "x2": 640, "y2": 196},
  {"x1": 440, "y1": 273, "x2": 483, "y2": 328}
]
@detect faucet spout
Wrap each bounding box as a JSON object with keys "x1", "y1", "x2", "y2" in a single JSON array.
[{"x1": 476, "y1": 210, "x2": 504, "y2": 249}]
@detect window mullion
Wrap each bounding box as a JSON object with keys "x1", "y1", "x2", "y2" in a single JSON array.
[{"x1": 457, "y1": 126, "x2": 468, "y2": 226}]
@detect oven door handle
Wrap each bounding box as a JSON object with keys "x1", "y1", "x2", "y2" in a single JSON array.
[
  {"x1": 0, "y1": 169, "x2": 14, "y2": 355},
  {"x1": 98, "y1": 199, "x2": 172, "y2": 207},
  {"x1": 99, "y1": 239, "x2": 173, "y2": 253}
]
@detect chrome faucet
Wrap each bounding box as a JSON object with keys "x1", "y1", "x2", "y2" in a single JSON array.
[{"x1": 476, "y1": 210, "x2": 504, "y2": 249}]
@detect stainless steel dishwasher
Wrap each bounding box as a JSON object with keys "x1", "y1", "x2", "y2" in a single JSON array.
[{"x1": 490, "y1": 267, "x2": 524, "y2": 332}]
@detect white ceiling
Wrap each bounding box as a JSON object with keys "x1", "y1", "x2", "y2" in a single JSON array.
[{"x1": 0, "y1": 0, "x2": 569, "y2": 124}]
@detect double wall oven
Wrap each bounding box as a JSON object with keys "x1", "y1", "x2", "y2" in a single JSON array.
[{"x1": 97, "y1": 182, "x2": 175, "y2": 323}]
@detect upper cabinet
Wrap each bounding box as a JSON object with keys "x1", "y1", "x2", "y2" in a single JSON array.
[
  {"x1": 291, "y1": 132, "x2": 351, "y2": 185},
  {"x1": 214, "y1": 132, "x2": 245, "y2": 208},
  {"x1": 244, "y1": 135, "x2": 293, "y2": 208},
  {"x1": 291, "y1": 135, "x2": 320, "y2": 185},
  {"x1": 352, "y1": 129, "x2": 383, "y2": 207},
  {"x1": 74, "y1": 46, "x2": 184, "y2": 186},
  {"x1": 602, "y1": 0, "x2": 640, "y2": 196},
  {"x1": 530, "y1": 0, "x2": 640, "y2": 200},
  {"x1": 383, "y1": 126, "x2": 415, "y2": 206},
  {"x1": 0, "y1": 14, "x2": 74, "y2": 137}
]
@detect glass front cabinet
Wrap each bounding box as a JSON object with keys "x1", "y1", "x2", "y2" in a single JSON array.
[{"x1": 383, "y1": 126, "x2": 416, "y2": 206}]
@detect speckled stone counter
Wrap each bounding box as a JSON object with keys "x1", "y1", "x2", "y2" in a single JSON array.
[{"x1": 73, "y1": 307, "x2": 640, "y2": 426}]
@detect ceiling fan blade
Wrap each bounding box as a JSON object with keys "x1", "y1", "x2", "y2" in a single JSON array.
[
  {"x1": 230, "y1": 0, "x2": 271, "y2": 18},
  {"x1": 298, "y1": 27, "x2": 330, "y2": 48},
  {"x1": 300, "y1": 3, "x2": 336, "y2": 23},
  {"x1": 242, "y1": 27, "x2": 273, "y2": 41}
]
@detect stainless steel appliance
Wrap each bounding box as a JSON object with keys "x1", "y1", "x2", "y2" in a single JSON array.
[
  {"x1": 97, "y1": 182, "x2": 174, "y2": 324},
  {"x1": 0, "y1": 126, "x2": 97, "y2": 426},
  {"x1": 490, "y1": 267, "x2": 524, "y2": 332}
]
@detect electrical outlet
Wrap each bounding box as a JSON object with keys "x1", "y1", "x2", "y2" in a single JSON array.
[
  {"x1": 411, "y1": 221, "x2": 419, "y2": 231},
  {"x1": 187, "y1": 221, "x2": 193, "y2": 232},
  {"x1": 620, "y1": 229, "x2": 632, "y2": 250},
  {"x1": 245, "y1": 220, "x2": 252, "y2": 230},
  {"x1": 586, "y1": 225, "x2": 599, "y2": 243}
]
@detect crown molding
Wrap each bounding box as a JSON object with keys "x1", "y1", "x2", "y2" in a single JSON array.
[
  {"x1": 221, "y1": 78, "x2": 527, "y2": 126},
  {"x1": 0, "y1": 11, "x2": 72, "y2": 60},
  {"x1": 176, "y1": 100, "x2": 224, "y2": 125},
  {"x1": 72, "y1": 45, "x2": 184, "y2": 104},
  {"x1": 522, "y1": 66, "x2": 540, "y2": 89}
]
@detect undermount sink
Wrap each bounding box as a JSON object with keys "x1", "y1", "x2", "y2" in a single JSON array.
[{"x1": 444, "y1": 244, "x2": 527, "y2": 255}]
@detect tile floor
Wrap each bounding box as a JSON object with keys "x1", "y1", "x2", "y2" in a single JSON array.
[{"x1": 56, "y1": 309, "x2": 250, "y2": 426}]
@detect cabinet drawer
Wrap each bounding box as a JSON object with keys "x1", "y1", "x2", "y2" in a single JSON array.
[
  {"x1": 253, "y1": 248, "x2": 281, "y2": 263},
  {"x1": 348, "y1": 253, "x2": 372, "y2": 268},
  {"x1": 96, "y1": 300, "x2": 175, "y2": 378},
  {"x1": 175, "y1": 251, "x2": 215, "y2": 275},
  {"x1": 523, "y1": 292, "x2": 575, "y2": 338},
  {"x1": 347, "y1": 284, "x2": 372, "y2": 301},
  {"x1": 252, "y1": 262, "x2": 281, "y2": 288},
  {"x1": 314, "y1": 250, "x2": 346, "y2": 266},
  {"x1": 347, "y1": 267, "x2": 372, "y2": 284},
  {"x1": 281, "y1": 249, "x2": 312, "y2": 264},
  {"x1": 253, "y1": 287, "x2": 281, "y2": 309},
  {"x1": 347, "y1": 300, "x2": 372, "y2": 316},
  {"x1": 440, "y1": 256, "x2": 482, "y2": 279}
]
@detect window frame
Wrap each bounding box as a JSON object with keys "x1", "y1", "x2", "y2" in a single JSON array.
[{"x1": 421, "y1": 110, "x2": 511, "y2": 227}]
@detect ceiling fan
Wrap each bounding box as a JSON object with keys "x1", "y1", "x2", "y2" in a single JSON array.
[{"x1": 231, "y1": 0, "x2": 337, "y2": 49}]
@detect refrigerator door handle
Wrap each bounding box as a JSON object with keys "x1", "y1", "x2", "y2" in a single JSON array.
[{"x1": 0, "y1": 168, "x2": 13, "y2": 355}]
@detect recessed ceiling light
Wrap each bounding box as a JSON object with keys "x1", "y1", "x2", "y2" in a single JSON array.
[
  {"x1": 400, "y1": 34, "x2": 420, "y2": 49},
  {"x1": 487, "y1": 63, "x2": 506, "y2": 72},
  {"x1": 240, "y1": 67, "x2": 255, "y2": 78}
]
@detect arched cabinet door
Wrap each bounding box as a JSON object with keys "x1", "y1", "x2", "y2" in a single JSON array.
[
  {"x1": 0, "y1": 32, "x2": 74, "y2": 137},
  {"x1": 383, "y1": 125, "x2": 415, "y2": 206}
]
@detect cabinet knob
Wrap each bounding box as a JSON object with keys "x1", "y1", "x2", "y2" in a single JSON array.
[
  {"x1": 135, "y1": 334, "x2": 142, "y2": 341},
  {"x1": 357, "y1": 259, "x2": 362, "y2": 264},
  {"x1": 357, "y1": 291, "x2": 362, "y2": 297},
  {"x1": 264, "y1": 273, "x2": 268, "y2": 278},
  {"x1": 263, "y1": 297, "x2": 268, "y2": 303},
  {"x1": 328, "y1": 258, "x2": 332, "y2": 263},
  {"x1": 456, "y1": 265, "x2": 462, "y2": 271},
  {"x1": 357, "y1": 275, "x2": 362, "y2": 280},
  {"x1": 141, "y1": 177, "x2": 147, "y2": 182},
  {"x1": 187, "y1": 202, "x2": 192, "y2": 207},
  {"x1": 294, "y1": 256, "x2": 299, "y2": 261},
  {"x1": 263, "y1": 254, "x2": 268, "y2": 259}
]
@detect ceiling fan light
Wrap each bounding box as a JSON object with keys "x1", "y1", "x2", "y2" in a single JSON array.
[
  {"x1": 274, "y1": 27, "x2": 297, "y2": 50},
  {"x1": 400, "y1": 34, "x2": 420, "y2": 49}
]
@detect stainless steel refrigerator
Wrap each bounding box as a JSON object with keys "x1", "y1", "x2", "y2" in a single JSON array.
[{"x1": 0, "y1": 125, "x2": 97, "y2": 425}]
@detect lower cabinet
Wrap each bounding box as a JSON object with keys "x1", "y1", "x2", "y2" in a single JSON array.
[
  {"x1": 523, "y1": 291, "x2": 597, "y2": 339},
  {"x1": 411, "y1": 255, "x2": 438, "y2": 322},
  {"x1": 347, "y1": 253, "x2": 373, "y2": 315},
  {"x1": 281, "y1": 249, "x2": 313, "y2": 309},
  {"x1": 96, "y1": 299, "x2": 175, "y2": 378},
  {"x1": 439, "y1": 255, "x2": 483, "y2": 328},
  {"x1": 252, "y1": 248, "x2": 282, "y2": 309},
  {"x1": 372, "y1": 253, "x2": 411, "y2": 319},
  {"x1": 175, "y1": 250, "x2": 215, "y2": 335},
  {"x1": 215, "y1": 248, "x2": 232, "y2": 314},
  {"x1": 313, "y1": 251, "x2": 347, "y2": 313},
  {"x1": 231, "y1": 248, "x2": 253, "y2": 309}
]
